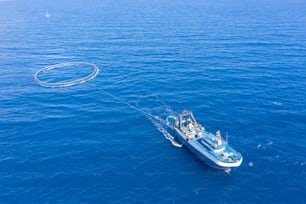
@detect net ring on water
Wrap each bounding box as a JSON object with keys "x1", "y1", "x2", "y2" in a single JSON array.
[{"x1": 34, "y1": 62, "x2": 99, "y2": 87}]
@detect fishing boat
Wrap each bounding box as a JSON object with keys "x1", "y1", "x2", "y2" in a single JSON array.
[{"x1": 173, "y1": 110, "x2": 243, "y2": 169}]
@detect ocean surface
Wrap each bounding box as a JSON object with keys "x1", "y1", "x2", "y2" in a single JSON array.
[{"x1": 1, "y1": 0, "x2": 305, "y2": 203}]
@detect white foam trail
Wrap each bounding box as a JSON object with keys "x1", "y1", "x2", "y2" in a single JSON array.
[
  {"x1": 225, "y1": 168, "x2": 231, "y2": 174},
  {"x1": 267, "y1": 140, "x2": 274, "y2": 145},
  {"x1": 272, "y1": 101, "x2": 282, "y2": 106},
  {"x1": 166, "y1": 115, "x2": 177, "y2": 126},
  {"x1": 157, "y1": 125, "x2": 183, "y2": 148},
  {"x1": 149, "y1": 116, "x2": 182, "y2": 148},
  {"x1": 45, "y1": 10, "x2": 50, "y2": 18}
]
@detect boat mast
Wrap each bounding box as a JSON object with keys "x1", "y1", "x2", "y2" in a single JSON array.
[{"x1": 216, "y1": 130, "x2": 222, "y2": 145}]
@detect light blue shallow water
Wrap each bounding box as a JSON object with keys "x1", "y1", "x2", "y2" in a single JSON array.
[{"x1": 0, "y1": 0, "x2": 306, "y2": 203}]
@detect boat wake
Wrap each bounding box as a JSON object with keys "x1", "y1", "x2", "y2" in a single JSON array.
[
  {"x1": 131, "y1": 105, "x2": 183, "y2": 148},
  {"x1": 138, "y1": 96, "x2": 183, "y2": 148},
  {"x1": 100, "y1": 90, "x2": 182, "y2": 147},
  {"x1": 149, "y1": 115, "x2": 183, "y2": 148}
]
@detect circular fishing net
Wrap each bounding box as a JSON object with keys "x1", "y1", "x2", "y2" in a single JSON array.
[{"x1": 34, "y1": 62, "x2": 99, "y2": 87}]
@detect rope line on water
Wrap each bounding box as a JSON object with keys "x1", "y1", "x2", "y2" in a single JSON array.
[
  {"x1": 34, "y1": 62, "x2": 167, "y2": 126},
  {"x1": 34, "y1": 62, "x2": 182, "y2": 147},
  {"x1": 99, "y1": 89, "x2": 171, "y2": 128},
  {"x1": 99, "y1": 89, "x2": 182, "y2": 147}
]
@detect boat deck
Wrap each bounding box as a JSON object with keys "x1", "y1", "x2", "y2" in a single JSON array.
[{"x1": 190, "y1": 137, "x2": 241, "y2": 164}]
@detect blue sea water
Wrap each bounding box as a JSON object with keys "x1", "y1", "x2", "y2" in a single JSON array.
[{"x1": 1, "y1": 0, "x2": 306, "y2": 203}]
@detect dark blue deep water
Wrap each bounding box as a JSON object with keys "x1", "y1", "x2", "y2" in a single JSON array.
[{"x1": 1, "y1": 0, "x2": 305, "y2": 203}]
